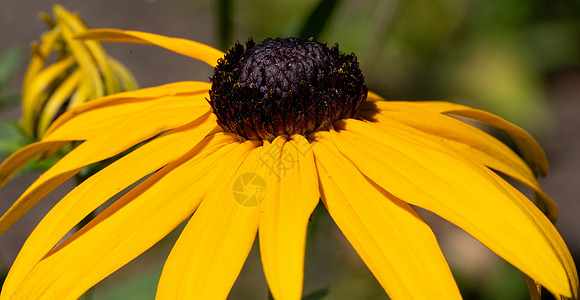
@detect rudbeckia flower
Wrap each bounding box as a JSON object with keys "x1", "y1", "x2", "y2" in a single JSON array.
[
  {"x1": 20, "y1": 5, "x2": 137, "y2": 140},
  {"x1": 0, "y1": 29, "x2": 578, "y2": 300}
]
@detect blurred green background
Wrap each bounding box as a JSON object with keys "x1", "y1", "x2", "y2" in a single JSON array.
[{"x1": 1, "y1": 0, "x2": 580, "y2": 299}]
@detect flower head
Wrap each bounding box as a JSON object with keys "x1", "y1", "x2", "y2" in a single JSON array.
[
  {"x1": 20, "y1": 5, "x2": 137, "y2": 140},
  {"x1": 210, "y1": 37, "x2": 367, "y2": 140},
  {"x1": 0, "y1": 29, "x2": 578, "y2": 300}
]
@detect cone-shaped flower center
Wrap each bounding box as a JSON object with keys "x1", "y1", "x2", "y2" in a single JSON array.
[{"x1": 209, "y1": 37, "x2": 368, "y2": 140}]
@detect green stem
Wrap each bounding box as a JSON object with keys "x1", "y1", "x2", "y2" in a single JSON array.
[{"x1": 217, "y1": 0, "x2": 233, "y2": 51}]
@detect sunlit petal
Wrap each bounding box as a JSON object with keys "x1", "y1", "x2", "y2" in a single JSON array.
[
  {"x1": 2, "y1": 117, "x2": 220, "y2": 295},
  {"x1": 7, "y1": 134, "x2": 245, "y2": 300},
  {"x1": 368, "y1": 100, "x2": 548, "y2": 177},
  {"x1": 360, "y1": 102, "x2": 558, "y2": 222},
  {"x1": 312, "y1": 132, "x2": 461, "y2": 299},
  {"x1": 0, "y1": 141, "x2": 66, "y2": 189},
  {"x1": 78, "y1": 29, "x2": 224, "y2": 67},
  {"x1": 157, "y1": 140, "x2": 262, "y2": 299},
  {"x1": 330, "y1": 119, "x2": 576, "y2": 298},
  {"x1": 44, "y1": 92, "x2": 210, "y2": 141},
  {"x1": 259, "y1": 135, "x2": 319, "y2": 300},
  {"x1": 0, "y1": 108, "x2": 212, "y2": 237},
  {"x1": 45, "y1": 81, "x2": 211, "y2": 135}
]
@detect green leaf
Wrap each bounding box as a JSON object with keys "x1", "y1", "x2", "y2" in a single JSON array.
[
  {"x1": 0, "y1": 45, "x2": 24, "y2": 92},
  {"x1": 0, "y1": 121, "x2": 28, "y2": 156}
]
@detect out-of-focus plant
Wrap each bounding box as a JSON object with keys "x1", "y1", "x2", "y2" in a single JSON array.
[
  {"x1": 0, "y1": 4, "x2": 138, "y2": 178},
  {"x1": 0, "y1": 46, "x2": 24, "y2": 110},
  {"x1": 0, "y1": 46, "x2": 26, "y2": 157},
  {"x1": 21, "y1": 5, "x2": 138, "y2": 140}
]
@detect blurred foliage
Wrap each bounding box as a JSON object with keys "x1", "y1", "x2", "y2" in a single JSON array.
[
  {"x1": 0, "y1": 46, "x2": 71, "y2": 179},
  {"x1": 0, "y1": 46, "x2": 29, "y2": 161},
  {"x1": 0, "y1": 45, "x2": 24, "y2": 109}
]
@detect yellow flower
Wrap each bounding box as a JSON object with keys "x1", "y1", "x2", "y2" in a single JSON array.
[
  {"x1": 20, "y1": 5, "x2": 137, "y2": 140},
  {"x1": 0, "y1": 29, "x2": 578, "y2": 300}
]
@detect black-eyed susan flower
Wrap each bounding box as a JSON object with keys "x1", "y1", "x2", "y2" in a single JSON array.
[
  {"x1": 0, "y1": 29, "x2": 578, "y2": 300},
  {"x1": 20, "y1": 5, "x2": 137, "y2": 140}
]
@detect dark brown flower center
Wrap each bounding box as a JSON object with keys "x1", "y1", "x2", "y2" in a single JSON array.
[{"x1": 209, "y1": 37, "x2": 368, "y2": 140}]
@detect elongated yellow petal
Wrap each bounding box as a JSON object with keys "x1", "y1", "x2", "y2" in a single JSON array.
[
  {"x1": 21, "y1": 56, "x2": 76, "y2": 135},
  {"x1": 56, "y1": 12, "x2": 104, "y2": 101},
  {"x1": 78, "y1": 29, "x2": 225, "y2": 67},
  {"x1": 106, "y1": 56, "x2": 138, "y2": 91},
  {"x1": 22, "y1": 28, "x2": 60, "y2": 91},
  {"x1": 0, "y1": 104, "x2": 212, "y2": 237},
  {"x1": 36, "y1": 69, "x2": 82, "y2": 137},
  {"x1": 53, "y1": 5, "x2": 121, "y2": 95},
  {"x1": 45, "y1": 81, "x2": 210, "y2": 135},
  {"x1": 258, "y1": 135, "x2": 319, "y2": 300},
  {"x1": 0, "y1": 141, "x2": 67, "y2": 188},
  {"x1": 360, "y1": 103, "x2": 558, "y2": 222},
  {"x1": 44, "y1": 92, "x2": 209, "y2": 141},
  {"x1": 1, "y1": 116, "x2": 220, "y2": 296},
  {"x1": 375, "y1": 101, "x2": 548, "y2": 177},
  {"x1": 156, "y1": 140, "x2": 262, "y2": 299},
  {"x1": 493, "y1": 174, "x2": 579, "y2": 299},
  {"x1": 7, "y1": 138, "x2": 245, "y2": 299},
  {"x1": 329, "y1": 119, "x2": 576, "y2": 298},
  {"x1": 312, "y1": 133, "x2": 461, "y2": 299},
  {"x1": 20, "y1": 28, "x2": 62, "y2": 137},
  {"x1": 66, "y1": 77, "x2": 91, "y2": 110}
]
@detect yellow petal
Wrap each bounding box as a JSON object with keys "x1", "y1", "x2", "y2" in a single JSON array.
[
  {"x1": 312, "y1": 133, "x2": 461, "y2": 299},
  {"x1": 6, "y1": 134, "x2": 247, "y2": 300},
  {"x1": 55, "y1": 11, "x2": 104, "y2": 101},
  {"x1": 53, "y1": 5, "x2": 122, "y2": 95},
  {"x1": 360, "y1": 102, "x2": 558, "y2": 222},
  {"x1": 156, "y1": 140, "x2": 262, "y2": 299},
  {"x1": 36, "y1": 69, "x2": 82, "y2": 137},
  {"x1": 78, "y1": 29, "x2": 225, "y2": 68},
  {"x1": 259, "y1": 135, "x2": 319, "y2": 300},
  {"x1": 45, "y1": 81, "x2": 210, "y2": 135},
  {"x1": 20, "y1": 28, "x2": 61, "y2": 137},
  {"x1": 374, "y1": 101, "x2": 548, "y2": 177},
  {"x1": 20, "y1": 56, "x2": 76, "y2": 136},
  {"x1": 105, "y1": 56, "x2": 139, "y2": 91},
  {"x1": 0, "y1": 105, "x2": 212, "y2": 237},
  {"x1": 494, "y1": 174, "x2": 579, "y2": 299},
  {"x1": 329, "y1": 119, "x2": 576, "y2": 298},
  {"x1": 1, "y1": 116, "x2": 220, "y2": 296},
  {"x1": 44, "y1": 92, "x2": 209, "y2": 141},
  {"x1": 22, "y1": 28, "x2": 60, "y2": 92},
  {"x1": 0, "y1": 141, "x2": 67, "y2": 188},
  {"x1": 66, "y1": 76, "x2": 91, "y2": 110}
]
